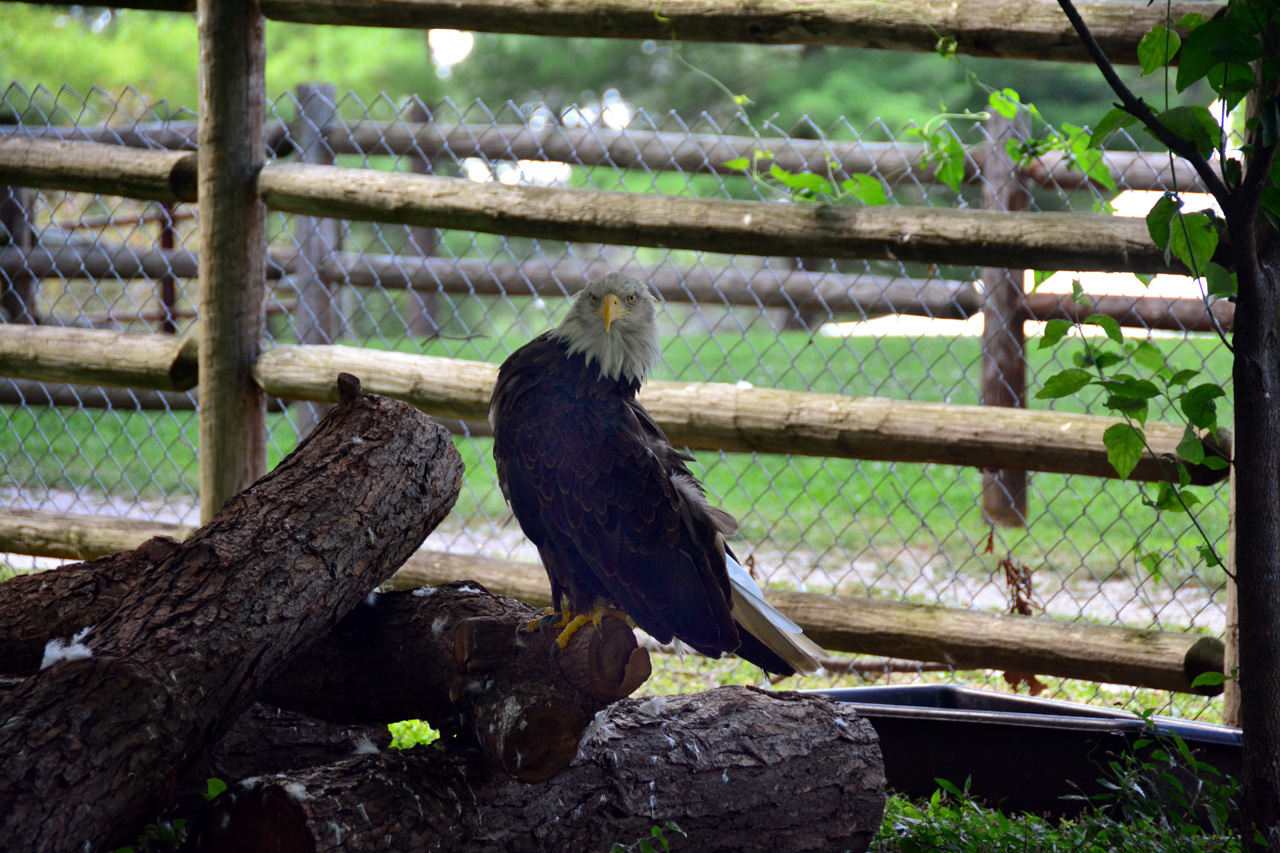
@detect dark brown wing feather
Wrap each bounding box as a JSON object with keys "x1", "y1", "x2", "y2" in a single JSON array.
[{"x1": 491, "y1": 334, "x2": 740, "y2": 657}]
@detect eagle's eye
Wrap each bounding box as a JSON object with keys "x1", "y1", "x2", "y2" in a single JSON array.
[
  {"x1": 588, "y1": 294, "x2": 599, "y2": 305},
  {"x1": 625, "y1": 293, "x2": 637, "y2": 304}
]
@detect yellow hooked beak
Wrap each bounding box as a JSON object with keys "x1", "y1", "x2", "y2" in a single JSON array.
[{"x1": 601, "y1": 293, "x2": 622, "y2": 331}]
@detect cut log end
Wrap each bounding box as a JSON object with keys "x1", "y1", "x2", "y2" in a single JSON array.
[{"x1": 336, "y1": 371, "x2": 361, "y2": 402}]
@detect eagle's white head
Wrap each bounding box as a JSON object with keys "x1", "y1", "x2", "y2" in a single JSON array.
[{"x1": 551, "y1": 273, "x2": 661, "y2": 385}]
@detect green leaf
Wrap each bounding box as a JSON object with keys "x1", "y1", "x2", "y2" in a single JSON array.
[
  {"x1": 768, "y1": 165, "x2": 833, "y2": 199},
  {"x1": 1131, "y1": 341, "x2": 1166, "y2": 372},
  {"x1": 1104, "y1": 423, "x2": 1145, "y2": 479},
  {"x1": 1176, "y1": 16, "x2": 1257, "y2": 92},
  {"x1": 1168, "y1": 210, "x2": 1220, "y2": 274},
  {"x1": 1190, "y1": 671, "x2": 1229, "y2": 689},
  {"x1": 1104, "y1": 394, "x2": 1149, "y2": 424},
  {"x1": 1134, "y1": 272, "x2": 1156, "y2": 287},
  {"x1": 1137, "y1": 551, "x2": 1163, "y2": 578},
  {"x1": 839, "y1": 173, "x2": 889, "y2": 206},
  {"x1": 1099, "y1": 375, "x2": 1160, "y2": 399},
  {"x1": 1038, "y1": 318, "x2": 1074, "y2": 349},
  {"x1": 1202, "y1": 455, "x2": 1230, "y2": 471},
  {"x1": 1031, "y1": 269, "x2": 1054, "y2": 292},
  {"x1": 1207, "y1": 62, "x2": 1257, "y2": 112},
  {"x1": 1088, "y1": 107, "x2": 1138, "y2": 149},
  {"x1": 1205, "y1": 262, "x2": 1236, "y2": 299},
  {"x1": 1070, "y1": 279, "x2": 1089, "y2": 305},
  {"x1": 203, "y1": 777, "x2": 228, "y2": 802},
  {"x1": 1138, "y1": 26, "x2": 1181, "y2": 74},
  {"x1": 1036, "y1": 368, "x2": 1092, "y2": 399},
  {"x1": 1174, "y1": 12, "x2": 1206, "y2": 30},
  {"x1": 1166, "y1": 368, "x2": 1200, "y2": 387},
  {"x1": 1177, "y1": 424, "x2": 1207, "y2": 465},
  {"x1": 1083, "y1": 314, "x2": 1124, "y2": 344},
  {"x1": 1199, "y1": 544, "x2": 1222, "y2": 567},
  {"x1": 931, "y1": 133, "x2": 968, "y2": 193},
  {"x1": 722, "y1": 157, "x2": 750, "y2": 170},
  {"x1": 1146, "y1": 193, "x2": 1182, "y2": 256},
  {"x1": 988, "y1": 88, "x2": 1022, "y2": 120},
  {"x1": 1181, "y1": 382, "x2": 1226, "y2": 430},
  {"x1": 1150, "y1": 105, "x2": 1221, "y2": 158}
]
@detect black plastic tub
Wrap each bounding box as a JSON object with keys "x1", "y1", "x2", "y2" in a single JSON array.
[{"x1": 812, "y1": 684, "x2": 1241, "y2": 816}]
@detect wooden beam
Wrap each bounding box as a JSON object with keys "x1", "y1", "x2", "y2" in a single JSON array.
[
  {"x1": 257, "y1": 162, "x2": 1187, "y2": 274},
  {"x1": 0, "y1": 0, "x2": 1215, "y2": 63},
  {"x1": 1023, "y1": 292, "x2": 1234, "y2": 333},
  {"x1": 253, "y1": 343, "x2": 1231, "y2": 484},
  {"x1": 0, "y1": 244, "x2": 980, "y2": 319},
  {"x1": 0, "y1": 138, "x2": 197, "y2": 203},
  {"x1": 0, "y1": 326, "x2": 198, "y2": 391},
  {"x1": 255, "y1": 0, "x2": 1210, "y2": 65},
  {"x1": 0, "y1": 508, "x2": 1224, "y2": 695},
  {"x1": 0, "y1": 139, "x2": 1212, "y2": 274},
  {"x1": 324, "y1": 255, "x2": 982, "y2": 318},
  {"x1": 196, "y1": 0, "x2": 269, "y2": 522},
  {"x1": 2, "y1": 121, "x2": 1218, "y2": 194}
]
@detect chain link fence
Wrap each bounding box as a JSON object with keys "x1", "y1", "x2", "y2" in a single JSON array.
[{"x1": 0, "y1": 82, "x2": 1232, "y2": 717}]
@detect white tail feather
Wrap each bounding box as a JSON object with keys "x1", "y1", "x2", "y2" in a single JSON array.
[{"x1": 726, "y1": 556, "x2": 825, "y2": 675}]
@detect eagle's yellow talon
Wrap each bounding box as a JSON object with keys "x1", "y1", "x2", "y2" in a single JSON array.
[{"x1": 554, "y1": 605, "x2": 636, "y2": 647}]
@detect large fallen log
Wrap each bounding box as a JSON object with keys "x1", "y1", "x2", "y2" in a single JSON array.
[
  {"x1": 0, "y1": 559, "x2": 651, "y2": 783},
  {"x1": 264, "y1": 582, "x2": 651, "y2": 782},
  {"x1": 0, "y1": 378, "x2": 466, "y2": 853},
  {"x1": 191, "y1": 686, "x2": 886, "y2": 853}
]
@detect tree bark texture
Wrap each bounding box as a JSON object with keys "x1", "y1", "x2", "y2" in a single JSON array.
[
  {"x1": 190, "y1": 687, "x2": 885, "y2": 853},
  {"x1": 263, "y1": 583, "x2": 651, "y2": 782},
  {"x1": 0, "y1": 556, "x2": 649, "y2": 783},
  {"x1": 0, "y1": 387, "x2": 465, "y2": 853}
]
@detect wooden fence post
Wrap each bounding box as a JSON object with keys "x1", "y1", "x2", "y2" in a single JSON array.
[
  {"x1": 979, "y1": 112, "x2": 1030, "y2": 527},
  {"x1": 406, "y1": 98, "x2": 441, "y2": 338},
  {"x1": 196, "y1": 0, "x2": 268, "y2": 522},
  {"x1": 158, "y1": 202, "x2": 178, "y2": 335},
  {"x1": 291, "y1": 83, "x2": 340, "y2": 436}
]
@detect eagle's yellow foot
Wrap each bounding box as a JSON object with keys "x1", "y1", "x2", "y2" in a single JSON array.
[
  {"x1": 554, "y1": 606, "x2": 636, "y2": 648},
  {"x1": 522, "y1": 607, "x2": 565, "y2": 634}
]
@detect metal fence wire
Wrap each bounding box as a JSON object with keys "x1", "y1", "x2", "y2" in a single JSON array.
[{"x1": 0, "y1": 83, "x2": 1232, "y2": 717}]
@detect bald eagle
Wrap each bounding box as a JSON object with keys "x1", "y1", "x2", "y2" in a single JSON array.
[{"x1": 489, "y1": 273, "x2": 824, "y2": 676}]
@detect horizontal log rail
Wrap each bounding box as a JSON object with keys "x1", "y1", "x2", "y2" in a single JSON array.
[
  {"x1": 253, "y1": 342, "x2": 1230, "y2": 484},
  {"x1": 4, "y1": 241, "x2": 1235, "y2": 332},
  {"x1": 0, "y1": 507, "x2": 1223, "y2": 695},
  {"x1": 0, "y1": 326, "x2": 198, "y2": 392},
  {"x1": 0, "y1": 138, "x2": 1209, "y2": 274},
  {"x1": 258, "y1": 163, "x2": 1184, "y2": 273},
  {"x1": 0, "y1": 326, "x2": 1231, "y2": 484},
  {"x1": 2, "y1": 120, "x2": 1214, "y2": 194},
  {"x1": 0, "y1": 243, "x2": 980, "y2": 319},
  {"x1": 3, "y1": 0, "x2": 1214, "y2": 64}
]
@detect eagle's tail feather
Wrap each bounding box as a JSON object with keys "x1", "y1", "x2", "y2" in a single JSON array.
[{"x1": 726, "y1": 555, "x2": 825, "y2": 675}]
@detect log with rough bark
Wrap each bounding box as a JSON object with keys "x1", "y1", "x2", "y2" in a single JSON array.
[
  {"x1": 264, "y1": 582, "x2": 651, "y2": 783},
  {"x1": 191, "y1": 686, "x2": 885, "y2": 853},
  {"x1": 0, "y1": 378, "x2": 465, "y2": 853},
  {"x1": 0, "y1": 555, "x2": 650, "y2": 782}
]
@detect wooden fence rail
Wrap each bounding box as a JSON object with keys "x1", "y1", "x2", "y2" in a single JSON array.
[
  {"x1": 5, "y1": 0, "x2": 1218, "y2": 64},
  {"x1": 0, "y1": 120, "x2": 1216, "y2": 194},
  {"x1": 1, "y1": 138, "x2": 1195, "y2": 275},
  {"x1": 0, "y1": 506, "x2": 1223, "y2": 695},
  {"x1": 0, "y1": 324, "x2": 1229, "y2": 484}
]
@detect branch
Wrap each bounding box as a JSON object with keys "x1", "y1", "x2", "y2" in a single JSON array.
[{"x1": 1056, "y1": 0, "x2": 1231, "y2": 204}]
